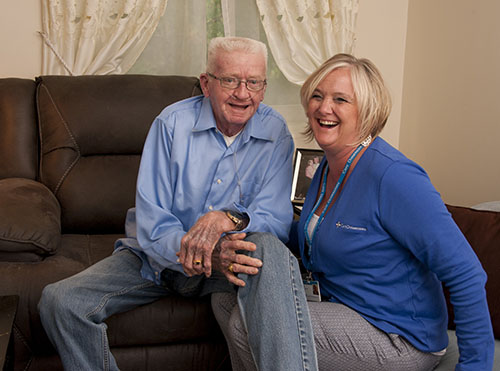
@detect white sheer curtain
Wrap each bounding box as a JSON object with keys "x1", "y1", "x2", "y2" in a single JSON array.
[
  {"x1": 129, "y1": 0, "x2": 343, "y2": 148},
  {"x1": 40, "y1": 0, "x2": 168, "y2": 75},
  {"x1": 255, "y1": 0, "x2": 359, "y2": 85},
  {"x1": 128, "y1": 0, "x2": 207, "y2": 76}
]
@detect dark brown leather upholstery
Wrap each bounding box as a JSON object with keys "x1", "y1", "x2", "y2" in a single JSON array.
[
  {"x1": 0, "y1": 75, "x2": 231, "y2": 371},
  {"x1": 0, "y1": 78, "x2": 38, "y2": 180}
]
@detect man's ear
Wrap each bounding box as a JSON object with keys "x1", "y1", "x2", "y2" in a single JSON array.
[
  {"x1": 200, "y1": 73, "x2": 210, "y2": 97},
  {"x1": 260, "y1": 85, "x2": 267, "y2": 102}
]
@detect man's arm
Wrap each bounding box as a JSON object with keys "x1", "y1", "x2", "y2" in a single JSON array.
[{"x1": 134, "y1": 115, "x2": 190, "y2": 274}]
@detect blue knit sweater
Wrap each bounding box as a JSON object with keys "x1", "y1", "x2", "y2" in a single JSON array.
[{"x1": 293, "y1": 137, "x2": 494, "y2": 370}]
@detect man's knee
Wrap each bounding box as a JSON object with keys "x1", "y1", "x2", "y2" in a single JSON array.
[
  {"x1": 39, "y1": 278, "x2": 80, "y2": 320},
  {"x1": 39, "y1": 281, "x2": 65, "y2": 322},
  {"x1": 244, "y1": 232, "x2": 291, "y2": 262}
]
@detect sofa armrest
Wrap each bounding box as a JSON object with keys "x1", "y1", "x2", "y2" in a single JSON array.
[
  {"x1": 0, "y1": 178, "x2": 61, "y2": 262},
  {"x1": 446, "y1": 204, "x2": 500, "y2": 340}
]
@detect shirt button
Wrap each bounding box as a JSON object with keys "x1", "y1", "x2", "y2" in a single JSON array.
[
  {"x1": 208, "y1": 205, "x2": 213, "y2": 210},
  {"x1": 217, "y1": 179, "x2": 222, "y2": 184}
]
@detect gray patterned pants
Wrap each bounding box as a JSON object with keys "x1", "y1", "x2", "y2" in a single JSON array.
[{"x1": 212, "y1": 292, "x2": 442, "y2": 371}]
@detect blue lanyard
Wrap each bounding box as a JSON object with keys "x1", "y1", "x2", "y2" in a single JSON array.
[{"x1": 303, "y1": 143, "x2": 366, "y2": 264}]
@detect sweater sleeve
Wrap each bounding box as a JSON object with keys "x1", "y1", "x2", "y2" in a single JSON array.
[{"x1": 378, "y1": 161, "x2": 494, "y2": 370}]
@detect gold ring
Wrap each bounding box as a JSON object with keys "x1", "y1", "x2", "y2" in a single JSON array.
[
  {"x1": 194, "y1": 260, "x2": 202, "y2": 266},
  {"x1": 228, "y1": 264, "x2": 234, "y2": 273}
]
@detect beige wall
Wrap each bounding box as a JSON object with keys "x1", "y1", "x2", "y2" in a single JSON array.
[
  {"x1": 400, "y1": 0, "x2": 500, "y2": 206},
  {"x1": 356, "y1": 0, "x2": 409, "y2": 149},
  {"x1": 0, "y1": 1, "x2": 42, "y2": 78},
  {"x1": 2, "y1": 1, "x2": 497, "y2": 206}
]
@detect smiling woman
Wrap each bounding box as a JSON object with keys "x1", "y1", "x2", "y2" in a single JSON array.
[{"x1": 212, "y1": 53, "x2": 496, "y2": 371}]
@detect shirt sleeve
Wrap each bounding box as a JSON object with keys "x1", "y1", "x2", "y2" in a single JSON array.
[
  {"x1": 235, "y1": 127, "x2": 294, "y2": 243},
  {"x1": 379, "y1": 161, "x2": 494, "y2": 370},
  {"x1": 135, "y1": 116, "x2": 186, "y2": 274}
]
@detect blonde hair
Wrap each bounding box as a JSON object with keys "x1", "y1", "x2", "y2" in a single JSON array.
[
  {"x1": 300, "y1": 53, "x2": 392, "y2": 145},
  {"x1": 206, "y1": 37, "x2": 268, "y2": 73}
]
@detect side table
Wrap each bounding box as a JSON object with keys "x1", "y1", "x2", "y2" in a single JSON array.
[{"x1": 0, "y1": 295, "x2": 19, "y2": 371}]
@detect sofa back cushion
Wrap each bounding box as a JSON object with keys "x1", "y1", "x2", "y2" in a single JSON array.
[
  {"x1": 0, "y1": 78, "x2": 38, "y2": 180},
  {"x1": 36, "y1": 75, "x2": 202, "y2": 233}
]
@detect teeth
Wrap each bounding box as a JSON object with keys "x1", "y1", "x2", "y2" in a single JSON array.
[{"x1": 319, "y1": 120, "x2": 338, "y2": 126}]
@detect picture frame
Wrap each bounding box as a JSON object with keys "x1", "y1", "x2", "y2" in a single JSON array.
[{"x1": 291, "y1": 148, "x2": 324, "y2": 204}]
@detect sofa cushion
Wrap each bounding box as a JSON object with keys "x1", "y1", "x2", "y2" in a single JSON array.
[
  {"x1": 0, "y1": 78, "x2": 38, "y2": 180},
  {"x1": 0, "y1": 178, "x2": 60, "y2": 261},
  {"x1": 36, "y1": 75, "x2": 202, "y2": 234},
  {"x1": 446, "y1": 204, "x2": 500, "y2": 339}
]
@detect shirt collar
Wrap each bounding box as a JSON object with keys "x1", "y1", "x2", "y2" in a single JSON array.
[{"x1": 193, "y1": 97, "x2": 275, "y2": 143}]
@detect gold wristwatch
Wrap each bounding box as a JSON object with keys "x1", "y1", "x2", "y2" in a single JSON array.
[{"x1": 224, "y1": 210, "x2": 248, "y2": 231}]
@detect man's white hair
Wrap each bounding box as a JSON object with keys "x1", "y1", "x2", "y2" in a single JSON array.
[{"x1": 206, "y1": 37, "x2": 268, "y2": 73}]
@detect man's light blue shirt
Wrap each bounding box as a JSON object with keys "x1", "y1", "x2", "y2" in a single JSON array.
[{"x1": 115, "y1": 95, "x2": 294, "y2": 284}]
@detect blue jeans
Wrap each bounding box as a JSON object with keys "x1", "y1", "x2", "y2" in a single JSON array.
[
  {"x1": 38, "y1": 233, "x2": 317, "y2": 371},
  {"x1": 237, "y1": 232, "x2": 318, "y2": 371},
  {"x1": 38, "y1": 249, "x2": 171, "y2": 370}
]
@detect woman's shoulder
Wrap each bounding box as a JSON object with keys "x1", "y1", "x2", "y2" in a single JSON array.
[
  {"x1": 360, "y1": 137, "x2": 431, "y2": 192},
  {"x1": 369, "y1": 137, "x2": 408, "y2": 162},
  {"x1": 365, "y1": 137, "x2": 424, "y2": 173}
]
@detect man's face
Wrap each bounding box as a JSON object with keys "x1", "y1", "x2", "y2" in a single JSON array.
[{"x1": 200, "y1": 50, "x2": 266, "y2": 136}]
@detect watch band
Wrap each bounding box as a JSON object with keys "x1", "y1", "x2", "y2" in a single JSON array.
[{"x1": 224, "y1": 210, "x2": 247, "y2": 231}]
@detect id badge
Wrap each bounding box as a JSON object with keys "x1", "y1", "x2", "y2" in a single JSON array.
[{"x1": 303, "y1": 279, "x2": 321, "y2": 302}]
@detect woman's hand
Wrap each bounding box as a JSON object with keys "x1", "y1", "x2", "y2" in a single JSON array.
[{"x1": 213, "y1": 233, "x2": 263, "y2": 287}]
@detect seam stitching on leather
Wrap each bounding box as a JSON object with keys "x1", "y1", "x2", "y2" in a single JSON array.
[{"x1": 38, "y1": 83, "x2": 81, "y2": 194}]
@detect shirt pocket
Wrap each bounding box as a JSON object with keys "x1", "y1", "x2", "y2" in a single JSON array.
[{"x1": 235, "y1": 179, "x2": 263, "y2": 207}]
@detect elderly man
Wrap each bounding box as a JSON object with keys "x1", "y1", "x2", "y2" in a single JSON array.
[{"x1": 38, "y1": 36, "x2": 316, "y2": 371}]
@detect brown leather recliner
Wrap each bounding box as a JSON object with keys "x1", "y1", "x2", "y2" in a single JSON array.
[{"x1": 0, "y1": 75, "x2": 230, "y2": 371}]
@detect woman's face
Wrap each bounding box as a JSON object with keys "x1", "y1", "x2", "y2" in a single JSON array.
[{"x1": 306, "y1": 68, "x2": 359, "y2": 154}]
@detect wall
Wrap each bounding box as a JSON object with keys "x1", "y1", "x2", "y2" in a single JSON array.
[
  {"x1": 0, "y1": 1, "x2": 42, "y2": 78},
  {"x1": 355, "y1": 0, "x2": 408, "y2": 148},
  {"x1": 400, "y1": 0, "x2": 500, "y2": 206},
  {"x1": 3, "y1": 1, "x2": 496, "y2": 206}
]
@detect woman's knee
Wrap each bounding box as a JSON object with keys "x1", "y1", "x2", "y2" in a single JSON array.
[
  {"x1": 211, "y1": 292, "x2": 237, "y2": 323},
  {"x1": 228, "y1": 305, "x2": 250, "y2": 348}
]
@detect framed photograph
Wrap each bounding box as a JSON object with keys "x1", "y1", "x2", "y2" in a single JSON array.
[{"x1": 291, "y1": 148, "x2": 324, "y2": 204}]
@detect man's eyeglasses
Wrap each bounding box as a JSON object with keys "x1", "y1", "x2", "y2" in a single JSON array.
[{"x1": 207, "y1": 73, "x2": 267, "y2": 92}]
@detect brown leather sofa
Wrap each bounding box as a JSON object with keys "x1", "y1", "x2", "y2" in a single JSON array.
[{"x1": 0, "y1": 75, "x2": 231, "y2": 371}]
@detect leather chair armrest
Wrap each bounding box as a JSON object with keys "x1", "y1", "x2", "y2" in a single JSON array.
[{"x1": 0, "y1": 178, "x2": 61, "y2": 262}]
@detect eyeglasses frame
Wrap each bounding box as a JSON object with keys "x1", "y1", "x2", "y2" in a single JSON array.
[{"x1": 207, "y1": 72, "x2": 267, "y2": 92}]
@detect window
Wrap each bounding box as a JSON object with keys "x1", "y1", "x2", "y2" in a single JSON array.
[{"x1": 128, "y1": 0, "x2": 308, "y2": 146}]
